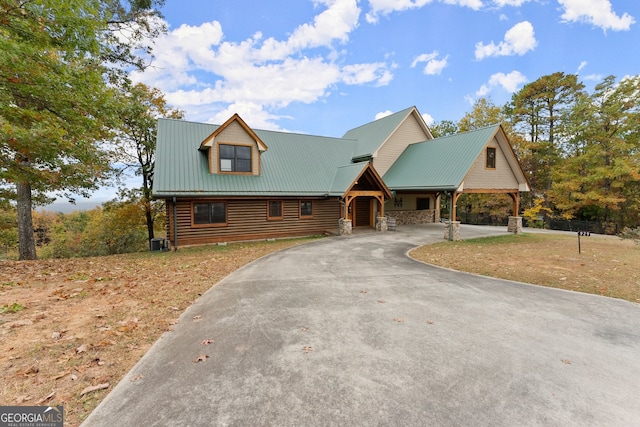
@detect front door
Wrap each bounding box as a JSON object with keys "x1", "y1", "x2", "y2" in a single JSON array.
[{"x1": 354, "y1": 197, "x2": 372, "y2": 227}]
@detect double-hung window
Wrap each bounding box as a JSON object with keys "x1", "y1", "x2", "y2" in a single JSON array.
[{"x1": 220, "y1": 144, "x2": 251, "y2": 172}]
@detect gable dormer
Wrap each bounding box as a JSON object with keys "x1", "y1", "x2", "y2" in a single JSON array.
[{"x1": 199, "y1": 114, "x2": 268, "y2": 175}]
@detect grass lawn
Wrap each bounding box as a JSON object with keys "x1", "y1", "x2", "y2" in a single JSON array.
[{"x1": 410, "y1": 232, "x2": 640, "y2": 303}]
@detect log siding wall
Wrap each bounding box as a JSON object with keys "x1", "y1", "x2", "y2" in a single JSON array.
[{"x1": 164, "y1": 198, "x2": 341, "y2": 247}]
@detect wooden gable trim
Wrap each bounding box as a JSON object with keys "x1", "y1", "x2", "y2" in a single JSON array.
[
  {"x1": 342, "y1": 163, "x2": 392, "y2": 200},
  {"x1": 199, "y1": 113, "x2": 268, "y2": 152},
  {"x1": 459, "y1": 125, "x2": 530, "y2": 193},
  {"x1": 493, "y1": 125, "x2": 530, "y2": 191}
]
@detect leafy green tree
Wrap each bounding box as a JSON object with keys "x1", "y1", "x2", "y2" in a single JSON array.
[
  {"x1": 458, "y1": 97, "x2": 505, "y2": 132},
  {"x1": 430, "y1": 120, "x2": 458, "y2": 138},
  {"x1": 116, "y1": 83, "x2": 183, "y2": 242},
  {"x1": 0, "y1": 0, "x2": 164, "y2": 260},
  {"x1": 506, "y1": 72, "x2": 585, "y2": 198},
  {"x1": 550, "y1": 75, "x2": 640, "y2": 227},
  {"x1": 40, "y1": 199, "x2": 152, "y2": 258},
  {"x1": 0, "y1": 205, "x2": 18, "y2": 255}
]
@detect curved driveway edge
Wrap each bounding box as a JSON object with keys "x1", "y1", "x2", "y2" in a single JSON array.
[{"x1": 83, "y1": 224, "x2": 640, "y2": 426}]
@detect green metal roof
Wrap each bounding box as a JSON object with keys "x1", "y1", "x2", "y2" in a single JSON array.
[
  {"x1": 342, "y1": 106, "x2": 416, "y2": 160},
  {"x1": 383, "y1": 125, "x2": 500, "y2": 191},
  {"x1": 153, "y1": 118, "x2": 361, "y2": 198},
  {"x1": 329, "y1": 163, "x2": 369, "y2": 194},
  {"x1": 153, "y1": 113, "x2": 525, "y2": 200}
]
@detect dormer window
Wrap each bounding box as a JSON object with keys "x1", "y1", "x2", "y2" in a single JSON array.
[
  {"x1": 220, "y1": 144, "x2": 252, "y2": 173},
  {"x1": 200, "y1": 114, "x2": 267, "y2": 176}
]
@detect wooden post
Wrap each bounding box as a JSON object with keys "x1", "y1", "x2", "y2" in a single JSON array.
[
  {"x1": 509, "y1": 192, "x2": 520, "y2": 217},
  {"x1": 452, "y1": 192, "x2": 461, "y2": 222}
]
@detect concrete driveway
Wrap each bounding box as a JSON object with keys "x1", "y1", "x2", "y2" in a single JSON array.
[{"x1": 83, "y1": 224, "x2": 640, "y2": 426}]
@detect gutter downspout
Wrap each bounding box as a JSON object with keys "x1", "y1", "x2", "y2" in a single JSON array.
[{"x1": 172, "y1": 197, "x2": 178, "y2": 251}]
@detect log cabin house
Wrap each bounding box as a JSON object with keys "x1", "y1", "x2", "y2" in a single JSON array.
[{"x1": 153, "y1": 106, "x2": 529, "y2": 248}]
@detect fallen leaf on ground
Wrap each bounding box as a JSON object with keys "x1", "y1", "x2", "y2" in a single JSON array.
[
  {"x1": 52, "y1": 371, "x2": 69, "y2": 380},
  {"x1": 80, "y1": 383, "x2": 109, "y2": 396},
  {"x1": 36, "y1": 391, "x2": 55, "y2": 404},
  {"x1": 193, "y1": 354, "x2": 209, "y2": 363}
]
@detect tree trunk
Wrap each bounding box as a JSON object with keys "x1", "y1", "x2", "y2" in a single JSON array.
[
  {"x1": 143, "y1": 174, "x2": 154, "y2": 241},
  {"x1": 145, "y1": 199, "x2": 154, "y2": 241},
  {"x1": 16, "y1": 182, "x2": 37, "y2": 260}
]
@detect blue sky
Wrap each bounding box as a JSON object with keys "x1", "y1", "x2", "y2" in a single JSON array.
[
  {"x1": 132, "y1": 0, "x2": 639, "y2": 137},
  {"x1": 47, "y1": 0, "x2": 639, "y2": 211}
]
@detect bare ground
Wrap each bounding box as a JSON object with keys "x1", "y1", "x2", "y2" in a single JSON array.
[{"x1": 0, "y1": 238, "x2": 313, "y2": 426}]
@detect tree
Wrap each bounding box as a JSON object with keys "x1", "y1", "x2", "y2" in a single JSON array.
[
  {"x1": 430, "y1": 120, "x2": 458, "y2": 138},
  {"x1": 116, "y1": 83, "x2": 183, "y2": 242},
  {"x1": 550, "y1": 75, "x2": 640, "y2": 226},
  {"x1": 0, "y1": 0, "x2": 164, "y2": 260},
  {"x1": 458, "y1": 97, "x2": 505, "y2": 132},
  {"x1": 506, "y1": 73, "x2": 585, "y2": 199}
]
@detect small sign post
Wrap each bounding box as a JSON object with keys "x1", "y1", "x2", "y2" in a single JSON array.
[{"x1": 577, "y1": 230, "x2": 590, "y2": 254}]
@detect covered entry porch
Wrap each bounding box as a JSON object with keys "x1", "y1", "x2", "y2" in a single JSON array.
[{"x1": 335, "y1": 162, "x2": 392, "y2": 234}]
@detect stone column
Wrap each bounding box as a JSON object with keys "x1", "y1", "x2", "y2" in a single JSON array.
[
  {"x1": 339, "y1": 218, "x2": 352, "y2": 235},
  {"x1": 443, "y1": 221, "x2": 461, "y2": 241},
  {"x1": 375, "y1": 216, "x2": 388, "y2": 232},
  {"x1": 508, "y1": 216, "x2": 523, "y2": 234}
]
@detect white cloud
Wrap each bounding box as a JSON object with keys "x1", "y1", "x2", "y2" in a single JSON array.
[
  {"x1": 442, "y1": 0, "x2": 483, "y2": 9},
  {"x1": 375, "y1": 110, "x2": 393, "y2": 120},
  {"x1": 208, "y1": 102, "x2": 286, "y2": 131},
  {"x1": 422, "y1": 112, "x2": 435, "y2": 126},
  {"x1": 411, "y1": 51, "x2": 449, "y2": 75},
  {"x1": 259, "y1": 0, "x2": 361, "y2": 59},
  {"x1": 342, "y1": 63, "x2": 393, "y2": 86},
  {"x1": 577, "y1": 61, "x2": 588, "y2": 72},
  {"x1": 492, "y1": 0, "x2": 530, "y2": 6},
  {"x1": 558, "y1": 0, "x2": 635, "y2": 32},
  {"x1": 575, "y1": 62, "x2": 602, "y2": 82},
  {"x1": 366, "y1": 0, "x2": 433, "y2": 23},
  {"x1": 582, "y1": 74, "x2": 603, "y2": 82},
  {"x1": 475, "y1": 21, "x2": 537, "y2": 59},
  {"x1": 132, "y1": 0, "x2": 394, "y2": 129},
  {"x1": 366, "y1": 0, "x2": 481, "y2": 24},
  {"x1": 475, "y1": 71, "x2": 527, "y2": 96}
]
